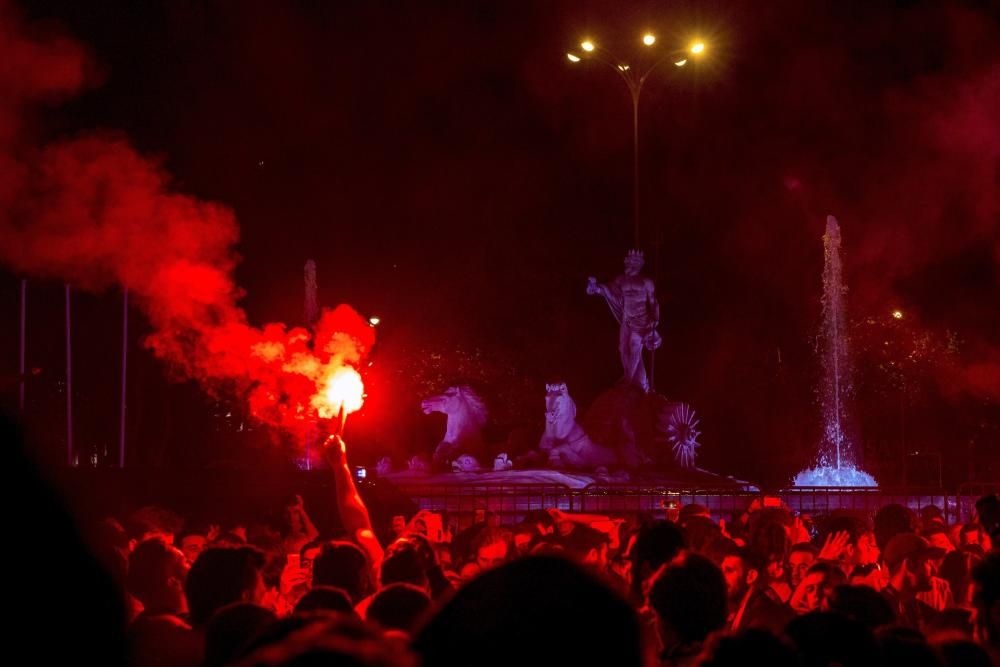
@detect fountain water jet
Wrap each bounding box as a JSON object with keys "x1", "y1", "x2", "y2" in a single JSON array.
[{"x1": 794, "y1": 216, "x2": 877, "y2": 487}]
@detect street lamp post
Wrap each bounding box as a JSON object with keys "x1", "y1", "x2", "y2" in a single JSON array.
[
  {"x1": 567, "y1": 35, "x2": 705, "y2": 248},
  {"x1": 568, "y1": 34, "x2": 705, "y2": 391}
]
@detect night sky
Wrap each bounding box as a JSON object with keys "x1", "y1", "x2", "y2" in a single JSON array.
[{"x1": 1, "y1": 0, "x2": 998, "y2": 487}]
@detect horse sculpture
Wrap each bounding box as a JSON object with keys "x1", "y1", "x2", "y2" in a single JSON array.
[
  {"x1": 421, "y1": 385, "x2": 488, "y2": 468},
  {"x1": 539, "y1": 383, "x2": 617, "y2": 470}
]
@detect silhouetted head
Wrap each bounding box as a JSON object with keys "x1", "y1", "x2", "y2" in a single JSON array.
[{"x1": 414, "y1": 556, "x2": 641, "y2": 667}]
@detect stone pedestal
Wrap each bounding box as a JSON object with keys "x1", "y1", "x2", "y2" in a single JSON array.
[{"x1": 581, "y1": 381, "x2": 693, "y2": 469}]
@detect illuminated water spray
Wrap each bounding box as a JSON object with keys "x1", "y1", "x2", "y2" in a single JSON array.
[{"x1": 794, "y1": 216, "x2": 877, "y2": 487}]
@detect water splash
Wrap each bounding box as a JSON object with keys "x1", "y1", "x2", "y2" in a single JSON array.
[
  {"x1": 794, "y1": 465, "x2": 877, "y2": 487},
  {"x1": 795, "y1": 216, "x2": 877, "y2": 487}
]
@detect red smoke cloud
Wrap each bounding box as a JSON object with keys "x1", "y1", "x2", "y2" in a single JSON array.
[{"x1": 0, "y1": 1, "x2": 374, "y2": 439}]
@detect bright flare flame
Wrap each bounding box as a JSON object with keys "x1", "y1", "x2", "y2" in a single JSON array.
[
  {"x1": 368, "y1": 316, "x2": 381, "y2": 326},
  {"x1": 642, "y1": 34, "x2": 656, "y2": 46},
  {"x1": 581, "y1": 40, "x2": 595, "y2": 52},
  {"x1": 690, "y1": 42, "x2": 705, "y2": 54},
  {"x1": 567, "y1": 53, "x2": 581, "y2": 62},
  {"x1": 321, "y1": 366, "x2": 365, "y2": 416},
  {"x1": 892, "y1": 310, "x2": 904, "y2": 320},
  {"x1": 674, "y1": 59, "x2": 688, "y2": 67}
]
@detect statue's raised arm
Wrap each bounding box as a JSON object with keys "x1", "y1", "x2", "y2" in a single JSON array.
[{"x1": 586, "y1": 276, "x2": 608, "y2": 298}]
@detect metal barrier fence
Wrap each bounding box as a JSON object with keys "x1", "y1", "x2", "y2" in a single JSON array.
[
  {"x1": 399, "y1": 483, "x2": 578, "y2": 525},
  {"x1": 391, "y1": 481, "x2": 1000, "y2": 525},
  {"x1": 779, "y1": 488, "x2": 952, "y2": 522},
  {"x1": 956, "y1": 482, "x2": 1000, "y2": 523}
]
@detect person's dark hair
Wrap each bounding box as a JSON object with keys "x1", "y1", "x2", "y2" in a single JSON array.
[
  {"x1": 786, "y1": 611, "x2": 880, "y2": 667},
  {"x1": 299, "y1": 537, "x2": 324, "y2": 559},
  {"x1": 697, "y1": 628, "x2": 800, "y2": 667},
  {"x1": 975, "y1": 495, "x2": 1000, "y2": 541},
  {"x1": 935, "y1": 639, "x2": 991, "y2": 667},
  {"x1": 806, "y1": 560, "x2": 847, "y2": 582},
  {"x1": 874, "y1": 504, "x2": 917, "y2": 551},
  {"x1": 727, "y1": 545, "x2": 767, "y2": 576},
  {"x1": 825, "y1": 514, "x2": 871, "y2": 546},
  {"x1": 367, "y1": 583, "x2": 432, "y2": 633},
  {"x1": 211, "y1": 531, "x2": 247, "y2": 547},
  {"x1": 185, "y1": 546, "x2": 266, "y2": 626},
  {"x1": 248, "y1": 523, "x2": 282, "y2": 547},
  {"x1": 175, "y1": 528, "x2": 205, "y2": 550},
  {"x1": 682, "y1": 515, "x2": 723, "y2": 554},
  {"x1": 750, "y1": 520, "x2": 791, "y2": 567},
  {"x1": 238, "y1": 612, "x2": 418, "y2": 666},
  {"x1": 247, "y1": 527, "x2": 286, "y2": 589},
  {"x1": 790, "y1": 543, "x2": 820, "y2": 557},
  {"x1": 520, "y1": 510, "x2": 556, "y2": 530},
  {"x1": 293, "y1": 586, "x2": 355, "y2": 615},
  {"x1": 381, "y1": 540, "x2": 428, "y2": 588},
  {"x1": 876, "y1": 625, "x2": 942, "y2": 667},
  {"x1": 703, "y1": 536, "x2": 738, "y2": 566},
  {"x1": 414, "y1": 556, "x2": 641, "y2": 667},
  {"x1": 850, "y1": 563, "x2": 881, "y2": 579},
  {"x1": 972, "y1": 552, "x2": 1000, "y2": 647},
  {"x1": 939, "y1": 548, "x2": 983, "y2": 607},
  {"x1": 312, "y1": 540, "x2": 371, "y2": 604},
  {"x1": 236, "y1": 615, "x2": 319, "y2": 659},
  {"x1": 126, "y1": 505, "x2": 184, "y2": 541},
  {"x1": 826, "y1": 585, "x2": 895, "y2": 630},
  {"x1": 391, "y1": 534, "x2": 453, "y2": 600},
  {"x1": 562, "y1": 524, "x2": 610, "y2": 561},
  {"x1": 529, "y1": 538, "x2": 565, "y2": 557},
  {"x1": 203, "y1": 602, "x2": 276, "y2": 667},
  {"x1": 90, "y1": 518, "x2": 131, "y2": 586},
  {"x1": 512, "y1": 522, "x2": 536, "y2": 537},
  {"x1": 469, "y1": 527, "x2": 510, "y2": 554},
  {"x1": 647, "y1": 553, "x2": 727, "y2": 645},
  {"x1": 628, "y1": 520, "x2": 685, "y2": 597},
  {"x1": 512, "y1": 522, "x2": 540, "y2": 547},
  {"x1": 922, "y1": 525, "x2": 950, "y2": 543},
  {"x1": 919, "y1": 505, "x2": 944, "y2": 525},
  {"x1": 394, "y1": 533, "x2": 437, "y2": 566},
  {"x1": 679, "y1": 503, "x2": 710, "y2": 523},
  {"x1": 175, "y1": 519, "x2": 212, "y2": 543},
  {"x1": 126, "y1": 536, "x2": 182, "y2": 608},
  {"x1": 93, "y1": 517, "x2": 130, "y2": 553},
  {"x1": 925, "y1": 607, "x2": 974, "y2": 638},
  {"x1": 100, "y1": 544, "x2": 129, "y2": 589}
]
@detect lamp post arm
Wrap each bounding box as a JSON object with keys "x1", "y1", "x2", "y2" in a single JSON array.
[
  {"x1": 586, "y1": 48, "x2": 640, "y2": 95},
  {"x1": 639, "y1": 48, "x2": 689, "y2": 87}
]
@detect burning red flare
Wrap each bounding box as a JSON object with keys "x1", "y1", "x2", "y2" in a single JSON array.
[
  {"x1": 239, "y1": 305, "x2": 375, "y2": 439},
  {"x1": 0, "y1": 2, "x2": 375, "y2": 443},
  {"x1": 320, "y1": 366, "x2": 365, "y2": 417}
]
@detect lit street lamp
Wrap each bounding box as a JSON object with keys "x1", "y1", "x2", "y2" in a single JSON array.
[{"x1": 567, "y1": 35, "x2": 707, "y2": 247}]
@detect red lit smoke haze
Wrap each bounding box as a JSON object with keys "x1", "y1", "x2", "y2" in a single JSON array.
[
  {"x1": 1, "y1": 0, "x2": 997, "y2": 429},
  {"x1": 723, "y1": 5, "x2": 1000, "y2": 401},
  {"x1": 0, "y1": 1, "x2": 374, "y2": 439}
]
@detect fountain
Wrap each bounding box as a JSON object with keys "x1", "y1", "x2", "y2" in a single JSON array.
[{"x1": 794, "y1": 216, "x2": 877, "y2": 487}]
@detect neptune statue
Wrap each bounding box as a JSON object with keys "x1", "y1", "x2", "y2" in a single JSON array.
[{"x1": 587, "y1": 250, "x2": 661, "y2": 392}]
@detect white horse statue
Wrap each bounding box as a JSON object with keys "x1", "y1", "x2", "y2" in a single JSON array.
[
  {"x1": 421, "y1": 385, "x2": 488, "y2": 468},
  {"x1": 539, "y1": 383, "x2": 617, "y2": 469}
]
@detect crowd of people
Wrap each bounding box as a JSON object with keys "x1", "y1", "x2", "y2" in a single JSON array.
[{"x1": 9, "y1": 416, "x2": 1000, "y2": 666}]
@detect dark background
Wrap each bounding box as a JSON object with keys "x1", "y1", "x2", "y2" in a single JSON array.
[{"x1": 2, "y1": 0, "x2": 998, "y2": 489}]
